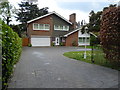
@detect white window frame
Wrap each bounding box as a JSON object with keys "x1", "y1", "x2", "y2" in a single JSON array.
[
  {"x1": 54, "y1": 25, "x2": 69, "y2": 31},
  {"x1": 79, "y1": 37, "x2": 90, "y2": 44},
  {"x1": 33, "y1": 23, "x2": 50, "y2": 31}
]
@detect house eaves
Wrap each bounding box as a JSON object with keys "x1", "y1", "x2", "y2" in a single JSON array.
[
  {"x1": 89, "y1": 32, "x2": 98, "y2": 38},
  {"x1": 27, "y1": 11, "x2": 72, "y2": 24},
  {"x1": 64, "y1": 27, "x2": 81, "y2": 37}
]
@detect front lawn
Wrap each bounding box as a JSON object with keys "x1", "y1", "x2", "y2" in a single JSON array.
[
  {"x1": 63, "y1": 47, "x2": 119, "y2": 70},
  {"x1": 79, "y1": 45, "x2": 92, "y2": 49}
]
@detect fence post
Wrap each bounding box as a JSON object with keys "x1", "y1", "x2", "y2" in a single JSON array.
[{"x1": 91, "y1": 44, "x2": 94, "y2": 63}]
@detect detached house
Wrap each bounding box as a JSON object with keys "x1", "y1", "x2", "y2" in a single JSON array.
[{"x1": 27, "y1": 11, "x2": 90, "y2": 46}]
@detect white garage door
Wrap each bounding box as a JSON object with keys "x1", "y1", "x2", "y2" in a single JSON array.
[{"x1": 31, "y1": 37, "x2": 50, "y2": 46}]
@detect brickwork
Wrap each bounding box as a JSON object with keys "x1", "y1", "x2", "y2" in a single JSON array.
[{"x1": 65, "y1": 31, "x2": 78, "y2": 46}]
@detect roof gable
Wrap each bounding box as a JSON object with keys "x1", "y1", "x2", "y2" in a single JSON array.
[
  {"x1": 27, "y1": 11, "x2": 72, "y2": 24},
  {"x1": 64, "y1": 27, "x2": 81, "y2": 37}
]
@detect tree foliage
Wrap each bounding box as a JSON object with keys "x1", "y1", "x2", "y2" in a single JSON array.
[
  {"x1": 103, "y1": 4, "x2": 117, "y2": 11},
  {"x1": 100, "y1": 6, "x2": 120, "y2": 65},
  {"x1": 0, "y1": 1, "x2": 16, "y2": 25},
  {"x1": 82, "y1": 4, "x2": 117, "y2": 33},
  {"x1": 10, "y1": 24, "x2": 21, "y2": 37},
  {"x1": 16, "y1": 1, "x2": 49, "y2": 31},
  {"x1": 88, "y1": 10, "x2": 102, "y2": 32}
]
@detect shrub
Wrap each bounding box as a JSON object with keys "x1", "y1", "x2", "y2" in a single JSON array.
[
  {"x1": 2, "y1": 22, "x2": 22, "y2": 89},
  {"x1": 51, "y1": 42, "x2": 55, "y2": 46},
  {"x1": 28, "y1": 43, "x2": 32, "y2": 47},
  {"x1": 72, "y1": 40, "x2": 76, "y2": 46},
  {"x1": 100, "y1": 6, "x2": 120, "y2": 66},
  {"x1": 60, "y1": 42, "x2": 63, "y2": 46}
]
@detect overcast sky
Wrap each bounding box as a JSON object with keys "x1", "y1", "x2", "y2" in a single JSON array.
[{"x1": 8, "y1": 0, "x2": 118, "y2": 24}]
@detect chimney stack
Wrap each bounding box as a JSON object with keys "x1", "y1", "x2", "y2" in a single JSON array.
[{"x1": 69, "y1": 13, "x2": 76, "y2": 29}]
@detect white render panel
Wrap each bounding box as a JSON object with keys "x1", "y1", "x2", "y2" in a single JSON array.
[
  {"x1": 78, "y1": 43, "x2": 90, "y2": 46},
  {"x1": 78, "y1": 30, "x2": 90, "y2": 46},
  {"x1": 78, "y1": 30, "x2": 90, "y2": 37},
  {"x1": 31, "y1": 37, "x2": 50, "y2": 46}
]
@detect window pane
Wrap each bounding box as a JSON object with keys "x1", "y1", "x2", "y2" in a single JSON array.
[
  {"x1": 64, "y1": 26, "x2": 67, "y2": 30},
  {"x1": 60, "y1": 26, "x2": 63, "y2": 30},
  {"x1": 34, "y1": 24, "x2": 38, "y2": 29},
  {"x1": 79, "y1": 37, "x2": 82, "y2": 42},
  {"x1": 39, "y1": 24, "x2": 44, "y2": 29},
  {"x1": 87, "y1": 38, "x2": 90, "y2": 42},
  {"x1": 54, "y1": 25, "x2": 69, "y2": 31},
  {"x1": 55, "y1": 25, "x2": 59, "y2": 30},
  {"x1": 67, "y1": 26, "x2": 69, "y2": 30},
  {"x1": 45, "y1": 24, "x2": 49, "y2": 30},
  {"x1": 83, "y1": 37, "x2": 85, "y2": 43}
]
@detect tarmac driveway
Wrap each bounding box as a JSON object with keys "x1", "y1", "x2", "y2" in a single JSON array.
[{"x1": 8, "y1": 47, "x2": 119, "y2": 88}]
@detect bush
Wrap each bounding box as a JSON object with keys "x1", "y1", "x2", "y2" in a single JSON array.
[
  {"x1": 51, "y1": 42, "x2": 55, "y2": 46},
  {"x1": 60, "y1": 42, "x2": 63, "y2": 46},
  {"x1": 72, "y1": 41, "x2": 76, "y2": 46},
  {"x1": 28, "y1": 43, "x2": 32, "y2": 47},
  {"x1": 100, "y1": 6, "x2": 120, "y2": 66},
  {"x1": 2, "y1": 22, "x2": 22, "y2": 89}
]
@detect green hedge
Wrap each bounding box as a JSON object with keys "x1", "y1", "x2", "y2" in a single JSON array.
[{"x1": 2, "y1": 23, "x2": 22, "y2": 89}]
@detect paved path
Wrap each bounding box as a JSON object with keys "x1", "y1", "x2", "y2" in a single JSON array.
[{"x1": 8, "y1": 47, "x2": 119, "y2": 88}]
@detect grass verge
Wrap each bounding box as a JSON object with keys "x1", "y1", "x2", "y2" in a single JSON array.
[{"x1": 63, "y1": 50, "x2": 119, "y2": 70}]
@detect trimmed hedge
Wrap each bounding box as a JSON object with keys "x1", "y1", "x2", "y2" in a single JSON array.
[
  {"x1": 100, "y1": 6, "x2": 120, "y2": 66},
  {"x1": 2, "y1": 23, "x2": 22, "y2": 89}
]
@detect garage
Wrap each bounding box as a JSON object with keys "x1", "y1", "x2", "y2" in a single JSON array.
[{"x1": 31, "y1": 36, "x2": 50, "y2": 46}]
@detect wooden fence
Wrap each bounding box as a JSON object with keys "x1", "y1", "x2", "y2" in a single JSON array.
[{"x1": 22, "y1": 38, "x2": 29, "y2": 46}]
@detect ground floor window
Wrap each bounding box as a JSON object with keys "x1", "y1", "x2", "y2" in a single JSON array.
[{"x1": 79, "y1": 37, "x2": 90, "y2": 43}]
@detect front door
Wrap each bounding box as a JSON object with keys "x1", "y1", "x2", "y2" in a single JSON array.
[{"x1": 55, "y1": 37, "x2": 59, "y2": 45}]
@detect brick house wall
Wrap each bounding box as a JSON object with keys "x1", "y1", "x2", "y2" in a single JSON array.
[
  {"x1": 27, "y1": 12, "x2": 79, "y2": 46},
  {"x1": 27, "y1": 13, "x2": 72, "y2": 45},
  {"x1": 69, "y1": 13, "x2": 77, "y2": 30},
  {"x1": 65, "y1": 31, "x2": 78, "y2": 46},
  {"x1": 27, "y1": 16, "x2": 53, "y2": 37},
  {"x1": 27, "y1": 15, "x2": 53, "y2": 44}
]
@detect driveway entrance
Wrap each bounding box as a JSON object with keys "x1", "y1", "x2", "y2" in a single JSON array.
[{"x1": 8, "y1": 47, "x2": 118, "y2": 88}]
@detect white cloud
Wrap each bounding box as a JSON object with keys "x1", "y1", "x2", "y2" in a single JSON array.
[
  {"x1": 38, "y1": 0, "x2": 89, "y2": 23},
  {"x1": 91, "y1": 2, "x2": 101, "y2": 10},
  {"x1": 55, "y1": 0, "x2": 110, "y2": 2},
  {"x1": 8, "y1": 0, "x2": 22, "y2": 9},
  {"x1": 8, "y1": 0, "x2": 90, "y2": 24}
]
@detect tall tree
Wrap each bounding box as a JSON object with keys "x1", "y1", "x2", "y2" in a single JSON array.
[
  {"x1": 82, "y1": 4, "x2": 117, "y2": 33},
  {"x1": 0, "y1": 1, "x2": 16, "y2": 25},
  {"x1": 103, "y1": 4, "x2": 117, "y2": 11},
  {"x1": 88, "y1": 10, "x2": 102, "y2": 32},
  {"x1": 16, "y1": 1, "x2": 49, "y2": 31}
]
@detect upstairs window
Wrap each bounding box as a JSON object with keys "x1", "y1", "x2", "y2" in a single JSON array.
[
  {"x1": 33, "y1": 23, "x2": 50, "y2": 31},
  {"x1": 34, "y1": 24, "x2": 39, "y2": 30},
  {"x1": 45, "y1": 24, "x2": 50, "y2": 30},
  {"x1": 54, "y1": 25, "x2": 69, "y2": 31}
]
